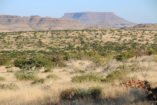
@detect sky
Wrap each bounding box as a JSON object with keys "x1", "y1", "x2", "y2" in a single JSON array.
[{"x1": 0, "y1": 0, "x2": 157, "y2": 23}]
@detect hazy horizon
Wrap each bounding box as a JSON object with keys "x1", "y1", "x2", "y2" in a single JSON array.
[{"x1": 0, "y1": 0, "x2": 157, "y2": 24}]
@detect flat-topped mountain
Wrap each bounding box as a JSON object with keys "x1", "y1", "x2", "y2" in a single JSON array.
[
  {"x1": 0, "y1": 15, "x2": 86, "y2": 32},
  {"x1": 63, "y1": 12, "x2": 135, "y2": 27}
]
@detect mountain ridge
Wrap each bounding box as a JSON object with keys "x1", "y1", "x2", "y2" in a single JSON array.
[
  {"x1": 0, "y1": 12, "x2": 139, "y2": 32},
  {"x1": 0, "y1": 15, "x2": 86, "y2": 32}
]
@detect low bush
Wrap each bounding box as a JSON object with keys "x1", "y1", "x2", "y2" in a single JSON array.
[
  {"x1": 31, "y1": 78, "x2": 45, "y2": 84},
  {"x1": 0, "y1": 55, "x2": 11, "y2": 66},
  {"x1": 0, "y1": 76, "x2": 5, "y2": 81},
  {"x1": 71, "y1": 74, "x2": 104, "y2": 83},
  {"x1": 7, "y1": 69, "x2": 14, "y2": 72},
  {"x1": 44, "y1": 68, "x2": 53, "y2": 72},
  {"x1": 146, "y1": 49, "x2": 156, "y2": 55},
  {"x1": 104, "y1": 69, "x2": 129, "y2": 82},
  {"x1": 15, "y1": 70, "x2": 38, "y2": 81},
  {"x1": 0, "y1": 83, "x2": 19, "y2": 90},
  {"x1": 60, "y1": 86, "x2": 102, "y2": 100},
  {"x1": 73, "y1": 67, "x2": 85, "y2": 73},
  {"x1": 46, "y1": 74, "x2": 59, "y2": 80}
]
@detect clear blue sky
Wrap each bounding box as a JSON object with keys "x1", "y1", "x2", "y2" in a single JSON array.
[{"x1": 0, "y1": 0, "x2": 157, "y2": 23}]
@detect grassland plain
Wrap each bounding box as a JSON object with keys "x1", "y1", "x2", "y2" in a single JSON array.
[{"x1": 0, "y1": 29, "x2": 157, "y2": 105}]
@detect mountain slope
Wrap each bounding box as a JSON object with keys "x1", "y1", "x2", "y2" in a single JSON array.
[
  {"x1": 133, "y1": 24, "x2": 157, "y2": 30},
  {"x1": 0, "y1": 15, "x2": 86, "y2": 32},
  {"x1": 63, "y1": 12, "x2": 135, "y2": 27}
]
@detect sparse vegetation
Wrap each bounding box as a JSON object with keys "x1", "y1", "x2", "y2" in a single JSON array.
[
  {"x1": 0, "y1": 30, "x2": 156, "y2": 105},
  {"x1": 71, "y1": 74, "x2": 104, "y2": 83}
]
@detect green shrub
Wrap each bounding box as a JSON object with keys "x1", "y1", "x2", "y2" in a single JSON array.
[
  {"x1": 31, "y1": 78, "x2": 45, "y2": 84},
  {"x1": 7, "y1": 69, "x2": 14, "y2": 72},
  {"x1": 146, "y1": 49, "x2": 156, "y2": 55},
  {"x1": 0, "y1": 55, "x2": 11, "y2": 66},
  {"x1": 88, "y1": 51, "x2": 106, "y2": 65},
  {"x1": 88, "y1": 87, "x2": 102, "y2": 99},
  {"x1": 15, "y1": 70, "x2": 38, "y2": 81},
  {"x1": 46, "y1": 74, "x2": 59, "y2": 80},
  {"x1": 44, "y1": 68, "x2": 53, "y2": 72},
  {"x1": 0, "y1": 83, "x2": 19, "y2": 90},
  {"x1": 60, "y1": 86, "x2": 102, "y2": 100},
  {"x1": 14, "y1": 54, "x2": 54, "y2": 69},
  {"x1": 104, "y1": 69, "x2": 129, "y2": 82},
  {"x1": 0, "y1": 76, "x2": 5, "y2": 81},
  {"x1": 73, "y1": 67, "x2": 85, "y2": 73},
  {"x1": 71, "y1": 74, "x2": 104, "y2": 83},
  {"x1": 115, "y1": 50, "x2": 135, "y2": 61}
]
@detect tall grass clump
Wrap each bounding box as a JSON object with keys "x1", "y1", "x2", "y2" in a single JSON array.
[
  {"x1": 15, "y1": 70, "x2": 38, "y2": 81},
  {"x1": 105, "y1": 69, "x2": 129, "y2": 82}
]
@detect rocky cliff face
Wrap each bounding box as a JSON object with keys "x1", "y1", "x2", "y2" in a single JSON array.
[
  {"x1": 0, "y1": 15, "x2": 86, "y2": 32},
  {"x1": 63, "y1": 12, "x2": 135, "y2": 27}
]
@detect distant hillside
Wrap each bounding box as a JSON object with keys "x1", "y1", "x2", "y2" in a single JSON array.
[
  {"x1": 86, "y1": 26, "x2": 109, "y2": 30},
  {"x1": 132, "y1": 24, "x2": 157, "y2": 30},
  {"x1": 0, "y1": 15, "x2": 86, "y2": 32},
  {"x1": 63, "y1": 12, "x2": 135, "y2": 27}
]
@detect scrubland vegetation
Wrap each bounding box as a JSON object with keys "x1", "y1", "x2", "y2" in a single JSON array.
[{"x1": 0, "y1": 29, "x2": 157, "y2": 105}]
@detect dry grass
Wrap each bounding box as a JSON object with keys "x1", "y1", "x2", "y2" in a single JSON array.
[{"x1": 0, "y1": 56, "x2": 156, "y2": 105}]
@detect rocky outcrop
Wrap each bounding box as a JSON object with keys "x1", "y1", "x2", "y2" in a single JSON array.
[{"x1": 121, "y1": 79, "x2": 157, "y2": 101}]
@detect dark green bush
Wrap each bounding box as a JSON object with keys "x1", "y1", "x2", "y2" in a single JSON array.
[
  {"x1": 146, "y1": 49, "x2": 156, "y2": 55},
  {"x1": 14, "y1": 54, "x2": 53, "y2": 69},
  {"x1": 60, "y1": 86, "x2": 102, "y2": 100}
]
